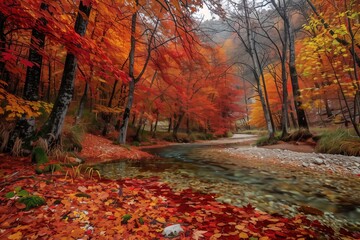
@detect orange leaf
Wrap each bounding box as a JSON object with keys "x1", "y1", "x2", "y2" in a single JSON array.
[
  {"x1": 8, "y1": 231, "x2": 22, "y2": 240},
  {"x1": 210, "y1": 233, "x2": 222, "y2": 240},
  {"x1": 239, "y1": 232, "x2": 249, "y2": 239}
]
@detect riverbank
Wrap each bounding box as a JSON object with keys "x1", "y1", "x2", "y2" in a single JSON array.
[
  {"x1": 78, "y1": 133, "x2": 154, "y2": 164},
  {"x1": 213, "y1": 134, "x2": 360, "y2": 176}
]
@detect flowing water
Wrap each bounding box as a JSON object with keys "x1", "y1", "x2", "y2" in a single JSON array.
[{"x1": 94, "y1": 142, "x2": 360, "y2": 231}]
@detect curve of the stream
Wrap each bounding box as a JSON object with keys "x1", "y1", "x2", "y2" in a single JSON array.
[{"x1": 95, "y1": 139, "x2": 360, "y2": 232}]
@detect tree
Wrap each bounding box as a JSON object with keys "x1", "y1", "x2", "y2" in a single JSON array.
[
  {"x1": 223, "y1": 0, "x2": 276, "y2": 138},
  {"x1": 23, "y1": 3, "x2": 49, "y2": 101},
  {"x1": 39, "y1": 1, "x2": 92, "y2": 145}
]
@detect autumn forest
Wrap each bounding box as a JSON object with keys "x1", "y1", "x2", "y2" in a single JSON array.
[{"x1": 0, "y1": 0, "x2": 360, "y2": 239}]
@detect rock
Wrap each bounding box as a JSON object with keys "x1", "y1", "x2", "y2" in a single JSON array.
[
  {"x1": 162, "y1": 224, "x2": 184, "y2": 237},
  {"x1": 302, "y1": 162, "x2": 309, "y2": 167},
  {"x1": 313, "y1": 158, "x2": 324, "y2": 165}
]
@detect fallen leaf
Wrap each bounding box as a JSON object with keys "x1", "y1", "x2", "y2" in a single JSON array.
[
  {"x1": 8, "y1": 231, "x2": 22, "y2": 240},
  {"x1": 192, "y1": 230, "x2": 207, "y2": 240},
  {"x1": 210, "y1": 233, "x2": 222, "y2": 239},
  {"x1": 78, "y1": 186, "x2": 87, "y2": 192},
  {"x1": 239, "y1": 232, "x2": 249, "y2": 238},
  {"x1": 235, "y1": 225, "x2": 245, "y2": 230}
]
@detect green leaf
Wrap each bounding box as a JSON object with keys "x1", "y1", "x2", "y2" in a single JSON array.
[
  {"x1": 121, "y1": 214, "x2": 132, "y2": 224},
  {"x1": 14, "y1": 186, "x2": 22, "y2": 192},
  {"x1": 5, "y1": 191, "x2": 15, "y2": 199},
  {"x1": 18, "y1": 196, "x2": 46, "y2": 210},
  {"x1": 17, "y1": 190, "x2": 30, "y2": 197}
]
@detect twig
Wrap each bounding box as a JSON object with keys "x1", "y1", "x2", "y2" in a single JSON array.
[{"x1": 0, "y1": 176, "x2": 35, "y2": 187}]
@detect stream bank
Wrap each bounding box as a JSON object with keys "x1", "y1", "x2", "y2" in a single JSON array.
[{"x1": 95, "y1": 134, "x2": 360, "y2": 234}]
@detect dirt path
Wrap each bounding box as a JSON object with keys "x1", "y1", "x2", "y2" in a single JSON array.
[{"x1": 214, "y1": 134, "x2": 360, "y2": 176}]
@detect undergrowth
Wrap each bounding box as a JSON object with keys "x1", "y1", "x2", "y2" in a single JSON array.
[
  {"x1": 282, "y1": 128, "x2": 313, "y2": 142},
  {"x1": 315, "y1": 129, "x2": 360, "y2": 156},
  {"x1": 255, "y1": 135, "x2": 279, "y2": 146}
]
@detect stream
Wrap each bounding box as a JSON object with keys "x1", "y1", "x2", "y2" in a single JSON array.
[{"x1": 94, "y1": 140, "x2": 360, "y2": 232}]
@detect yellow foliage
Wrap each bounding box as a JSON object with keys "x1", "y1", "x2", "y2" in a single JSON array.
[{"x1": 0, "y1": 82, "x2": 53, "y2": 120}]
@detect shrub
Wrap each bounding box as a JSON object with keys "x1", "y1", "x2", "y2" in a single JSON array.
[
  {"x1": 225, "y1": 131, "x2": 233, "y2": 138},
  {"x1": 282, "y1": 128, "x2": 313, "y2": 142},
  {"x1": 315, "y1": 129, "x2": 360, "y2": 156},
  {"x1": 256, "y1": 135, "x2": 279, "y2": 146},
  {"x1": 32, "y1": 147, "x2": 49, "y2": 165},
  {"x1": 62, "y1": 124, "x2": 85, "y2": 152}
]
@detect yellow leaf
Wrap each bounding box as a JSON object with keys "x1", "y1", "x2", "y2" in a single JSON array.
[
  {"x1": 235, "y1": 225, "x2": 245, "y2": 230},
  {"x1": 239, "y1": 232, "x2": 249, "y2": 238},
  {"x1": 210, "y1": 233, "x2": 222, "y2": 240},
  {"x1": 8, "y1": 231, "x2": 22, "y2": 240},
  {"x1": 156, "y1": 217, "x2": 166, "y2": 223}
]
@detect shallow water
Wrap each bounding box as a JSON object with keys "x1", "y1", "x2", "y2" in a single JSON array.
[{"x1": 95, "y1": 143, "x2": 360, "y2": 230}]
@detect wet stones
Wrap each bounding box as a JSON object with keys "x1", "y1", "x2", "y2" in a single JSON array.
[{"x1": 313, "y1": 158, "x2": 325, "y2": 165}]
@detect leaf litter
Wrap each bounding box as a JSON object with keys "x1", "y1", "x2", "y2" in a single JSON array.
[{"x1": 0, "y1": 155, "x2": 359, "y2": 239}]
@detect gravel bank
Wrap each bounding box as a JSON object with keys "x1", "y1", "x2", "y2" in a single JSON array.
[{"x1": 216, "y1": 134, "x2": 360, "y2": 176}]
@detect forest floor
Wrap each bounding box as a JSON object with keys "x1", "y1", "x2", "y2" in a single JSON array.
[{"x1": 0, "y1": 133, "x2": 359, "y2": 239}]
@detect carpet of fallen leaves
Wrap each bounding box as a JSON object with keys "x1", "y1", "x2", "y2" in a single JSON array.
[
  {"x1": 79, "y1": 134, "x2": 153, "y2": 164},
  {"x1": 1, "y1": 155, "x2": 359, "y2": 240}
]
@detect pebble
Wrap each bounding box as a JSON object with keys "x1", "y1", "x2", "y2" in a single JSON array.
[
  {"x1": 226, "y1": 146, "x2": 360, "y2": 176},
  {"x1": 313, "y1": 158, "x2": 325, "y2": 165}
]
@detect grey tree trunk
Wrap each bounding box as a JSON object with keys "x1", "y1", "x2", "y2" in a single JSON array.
[
  {"x1": 117, "y1": 6, "x2": 137, "y2": 144},
  {"x1": 287, "y1": 21, "x2": 309, "y2": 129},
  {"x1": 39, "y1": 1, "x2": 91, "y2": 145},
  {"x1": 118, "y1": 79, "x2": 135, "y2": 144},
  {"x1": 75, "y1": 82, "x2": 88, "y2": 124},
  {"x1": 280, "y1": 14, "x2": 289, "y2": 138},
  {"x1": 243, "y1": 0, "x2": 274, "y2": 138}
]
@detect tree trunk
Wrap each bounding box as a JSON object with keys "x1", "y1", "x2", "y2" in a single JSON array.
[
  {"x1": 75, "y1": 82, "x2": 88, "y2": 124},
  {"x1": 186, "y1": 116, "x2": 191, "y2": 135},
  {"x1": 0, "y1": 12, "x2": 6, "y2": 78},
  {"x1": 23, "y1": 3, "x2": 48, "y2": 101},
  {"x1": 287, "y1": 20, "x2": 308, "y2": 129},
  {"x1": 118, "y1": 79, "x2": 135, "y2": 144},
  {"x1": 289, "y1": 104, "x2": 298, "y2": 129},
  {"x1": 324, "y1": 96, "x2": 333, "y2": 118},
  {"x1": 280, "y1": 14, "x2": 289, "y2": 138},
  {"x1": 152, "y1": 111, "x2": 159, "y2": 137},
  {"x1": 117, "y1": 6, "x2": 137, "y2": 144},
  {"x1": 173, "y1": 112, "x2": 184, "y2": 141},
  {"x1": 243, "y1": 0, "x2": 274, "y2": 138},
  {"x1": 168, "y1": 117, "x2": 172, "y2": 133},
  {"x1": 47, "y1": 61, "x2": 51, "y2": 102},
  {"x1": 39, "y1": 1, "x2": 91, "y2": 145},
  {"x1": 134, "y1": 113, "x2": 144, "y2": 141}
]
